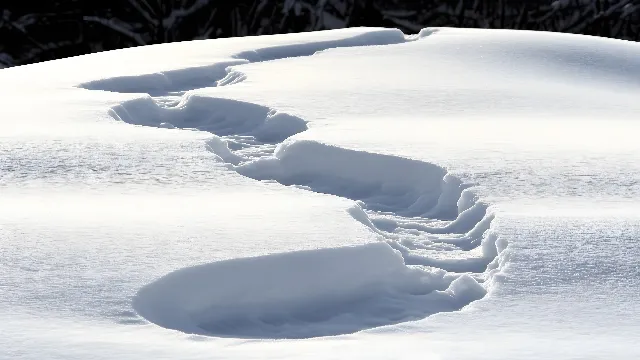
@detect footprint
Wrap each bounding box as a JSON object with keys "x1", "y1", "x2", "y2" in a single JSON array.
[
  {"x1": 89, "y1": 31, "x2": 506, "y2": 338},
  {"x1": 110, "y1": 94, "x2": 505, "y2": 339},
  {"x1": 132, "y1": 242, "x2": 487, "y2": 339}
]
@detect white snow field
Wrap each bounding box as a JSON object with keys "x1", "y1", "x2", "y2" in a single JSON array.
[{"x1": 1, "y1": 26, "x2": 640, "y2": 358}]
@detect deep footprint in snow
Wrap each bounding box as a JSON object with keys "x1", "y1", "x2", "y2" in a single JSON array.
[
  {"x1": 110, "y1": 93, "x2": 506, "y2": 338},
  {"x1": 132, "y1": 242, "x2": 488, "y2": 339},
  {"x1": 109, "y1": 95, "x2": 308, "y2": 144},
  {"x1": 78, "y1": 29, "x2": 411, "y2": 96}
]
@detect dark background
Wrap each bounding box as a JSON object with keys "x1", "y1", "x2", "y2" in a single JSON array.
[{"x1": 1, "y1": 0, "x2": 638, "y2": 68}]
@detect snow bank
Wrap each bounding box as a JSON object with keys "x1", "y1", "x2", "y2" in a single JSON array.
[{"x1": 133, "y1": 242, "x2": 485, "y2": 339}]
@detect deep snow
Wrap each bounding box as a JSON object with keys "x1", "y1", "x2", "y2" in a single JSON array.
[
  {"x1": 1, "y1": 27, "x2": 640, "y2": 359},
  {"x1": 105, "y1": 32, "x2": 504, "y2": 337},
  {"x1": 133, "y1": 242, "x2": 486, "y2": 339}
]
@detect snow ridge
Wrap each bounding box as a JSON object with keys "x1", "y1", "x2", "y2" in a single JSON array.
[{"x1": 101, "y1": 30, "x2": 507, "y2": 339}]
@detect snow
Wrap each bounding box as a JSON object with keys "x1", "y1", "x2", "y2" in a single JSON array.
[
  {"x1": 109, "y1": 95, "x2": 308, "y2": 143},
  {"x1": 106, "y1": 73, "x2": 503, "y2": 339},
  {"x1": 2, "y1": 27, "x2": 640, "y2": 359},
  {"x1": 73, "y1": 28, "x2": 407, "y2": 94},
  {"x1": 133, "y1": 242, "x2": 485, "y2": 339}
]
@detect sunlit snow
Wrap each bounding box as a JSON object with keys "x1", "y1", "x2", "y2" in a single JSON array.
[{"x1": 1, "y1": 27, "x2": 639, "y2": 359}]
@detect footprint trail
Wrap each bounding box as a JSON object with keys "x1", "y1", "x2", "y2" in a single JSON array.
[{"x1": 101, "y1": 32, "x2": 508, "y2": 339}]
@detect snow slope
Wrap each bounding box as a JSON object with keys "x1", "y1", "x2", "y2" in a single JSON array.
[{"x1": 1, "y1": 27, "x2": 640, "y2": 359}]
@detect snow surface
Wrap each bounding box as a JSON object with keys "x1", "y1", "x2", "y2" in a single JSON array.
[
  {"x1": 2, "y1": 27, "x2": 640, "y2": 359},
  {"x1": 134, "y1": 242, "x2": 486, "y2": 339}
]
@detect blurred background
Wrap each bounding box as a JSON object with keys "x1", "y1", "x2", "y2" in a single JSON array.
[{"x1": 1, "y1": 0, "x2": 638, "y2": 68}]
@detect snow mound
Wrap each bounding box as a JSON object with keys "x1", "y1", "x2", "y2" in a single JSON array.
[{"x1": 132, "y1": 242, "x2": 485, "y2": 339}]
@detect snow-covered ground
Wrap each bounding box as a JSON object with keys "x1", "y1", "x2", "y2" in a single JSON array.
[{"x1": 1, "y1": 27, "x2": 639, "y2": 359}]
